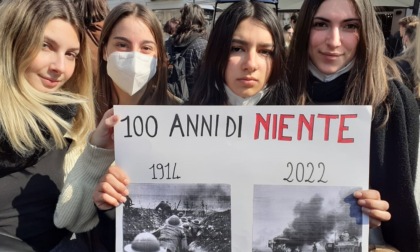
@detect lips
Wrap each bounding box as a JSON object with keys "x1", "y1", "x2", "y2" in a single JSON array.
[
  {"x1": 237, "y1": 77, "x2": 258, "y2": 87},
  {"x1": 40, "y1": 76, "x2": 61, "y2": 88},
  {"x1": 238, "y1": 77, "x2": 258, "y2": 82},
  {"x1": 321, "y1": 51, "x2": 343, "y2": 59}
]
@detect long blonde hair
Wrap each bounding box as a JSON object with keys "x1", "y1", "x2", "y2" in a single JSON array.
[{"x1": 0, "y1": 0, "x2": 95, "y2": 155}]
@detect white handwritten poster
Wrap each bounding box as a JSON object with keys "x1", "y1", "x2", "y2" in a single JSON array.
[{"x1": 114, "y1": 105, "x2": 371, "y2": 252}]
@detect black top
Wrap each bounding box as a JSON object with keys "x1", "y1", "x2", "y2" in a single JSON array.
[
  {"x1": 165, "y1": 33, "x2": 208, "y2": 93},
  {"x1": 308, "y1": 73, "x2": 420, "y2": 251},
  {"x1": 395, "y1": 59, "x2": 420, "y2": 111},
  {"x1": 0, "y1": 145, "x2": 71, "y2": 251},
  {"x1": 0, "y1": 105, "x2": 76, "y2": 251}
]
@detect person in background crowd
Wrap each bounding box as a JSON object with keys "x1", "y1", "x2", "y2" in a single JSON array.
[
  {"x1": 54, "y1": 2, "x2": 181, "y2": 251},
  {"x1": 399, "y1": 15, "x2": 419, "y2": 51},
  {"x1": 386, "y1": 15, "x2": 418, "y2": 58},
  {"x1": 394, "y1": 21, "x2": 420, "y2": 104},
  {"x1": 70, "y1": 0, "x2": 109, "y2": 80},
  {"x1": 290, "y1": 12, "x2": 298, "y2": 28},
  {"x1": 163, "y1": 17, "x2": 180, "y2": 41},
  {"x1": 283, "y1": 23, "x2": 294, "y2": 49},
  {"x1": 0, "y1": 0, "x2": 95, "y2": 251},
  {"x1": 287, "y1": 0, "x2": 419, "y2": 250},
  {"x1": 166, "y1": 3, "x2": 208, "y2": 101},
  {"x1": 189, "y1": 0, "x2": 291, "y2": 106}
]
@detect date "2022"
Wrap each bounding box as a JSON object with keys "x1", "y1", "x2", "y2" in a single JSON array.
[{"x1": 283, "y1": 162, "x2": 327, "y2": 183}]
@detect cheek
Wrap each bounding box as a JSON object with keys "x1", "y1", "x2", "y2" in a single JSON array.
[
  {"x1": 225, "y1": 56, "x2": 238, "y2": 79},
  {"x1": 264, "y1": 58, "x2": 273, "y2": 80},
  {"x1": 103, "y1": 44, "x2": 113, "y2": 61},
  {"x1": 343, "y1": 34, "x2": 359, "y2": 54},
  {"x1": 308, "y1": 34, "x2": 319, "y2": 59},
  {"x1": 309, "y1": 30, "x2": 327, "y2": 48},
  {"x1": 65, "y1": 62, "x2": 77, "y2": 81}
]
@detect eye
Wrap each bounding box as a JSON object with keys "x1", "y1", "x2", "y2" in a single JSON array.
[
  {"x1": 342, "y1": 23, "x2": 360, "y2": 31},
  {"x1": 142, "y1": 45, "x2": 155, "y2": 52},
  {"x1": 115, "y1": 42, "x2": 129, "y2": 50},
  {"x1": 230, "y1": 46, "x2": 243, "y2": 53},
  {"x1": 312, "y1": 21, "x2": 328, "y2": 30},
  {"x1": 259, "y1": 49, "x2": 273, "y2": 56},
  {"x1": 42, "y1": 42, "x2": 51, "y2": 51},
  {"x1": 66, "y1": 51, "x2": 79, "y2": 60}
]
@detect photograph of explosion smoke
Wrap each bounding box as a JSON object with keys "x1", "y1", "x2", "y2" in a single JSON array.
[
  {"x1": 122, "y1": 183, "x2": 231, "y2": 251},
  {"x1": 253, "y1": 185, "x2": 362, "y2": 252}
]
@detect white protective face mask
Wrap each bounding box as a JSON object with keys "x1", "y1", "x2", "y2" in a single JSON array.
[{"x1": 106, "y1": 51, "x2": 157, "y2": 96}]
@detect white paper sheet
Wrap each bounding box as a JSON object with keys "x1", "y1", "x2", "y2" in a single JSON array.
[{"x1": 114, "y1": 105, "x2": 371, "y2": 252}]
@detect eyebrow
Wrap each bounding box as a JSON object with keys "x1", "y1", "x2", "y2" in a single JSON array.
[
  {"x1": 231, "y1": 38, "x2": 274, "y2": 48},
  {"x1": 313, "y1": 17, "x2": 361, "y2": 23},
  {"x1": 112, "y1": 36, "x2": 156, "y2": 45},
  {"x1": 44, "y1": 35, "x2": 80, "y2": 51}
]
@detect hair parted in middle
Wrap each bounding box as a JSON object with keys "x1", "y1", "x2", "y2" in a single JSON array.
[
  {"x1": 287, "y1": 0, "x2": 400, "y2": 116},
  {"x1": 96, "y1": 2, "x2": 176, "y2": 121},
  {"x1": 189, "y1": 0, "x2": 291, "y2": 105},
  {"x1": 0, "y1": 0, "x2": 94, "y2": 153}
]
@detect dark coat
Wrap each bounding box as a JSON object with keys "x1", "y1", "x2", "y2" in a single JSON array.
[
  {"x1": 165, "y1": 33, "x2": 207, "y2": 93},
  {"x1": 307, "y1": 73, "x2": 420, "y2": 251}
]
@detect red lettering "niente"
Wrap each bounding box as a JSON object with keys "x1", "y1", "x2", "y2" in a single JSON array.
[{"x1": 253, "y1": 113, "x2": 357, "y2": 143}]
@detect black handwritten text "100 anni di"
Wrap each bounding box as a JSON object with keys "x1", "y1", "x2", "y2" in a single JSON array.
[
  {"x1": 283, "y1": 162, "x2": 327, "y2": 183},
  {"x1": 149, "y1": 163, "x2": 181, "y2": 180}
]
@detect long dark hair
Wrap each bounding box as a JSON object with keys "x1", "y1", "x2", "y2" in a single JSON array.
[
  {"x1": 189, "y1": 0, "x2": 291, "y2": 105},
  {"x1": 173, "y1": 3, "x2": 207, "y2": 45}
]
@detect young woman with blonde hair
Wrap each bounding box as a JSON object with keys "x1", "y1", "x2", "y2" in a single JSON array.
[
  {"x1": 287, "y1": 0, "x2": 419, "y2": 250},
  {"x1": 0, "y1": 0, "x2": 95, "y2": 250}
]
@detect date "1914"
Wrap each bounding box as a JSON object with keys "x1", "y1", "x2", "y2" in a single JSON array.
[{"x1": 149, "y1": 163, "x2": 181, "y2": 180}]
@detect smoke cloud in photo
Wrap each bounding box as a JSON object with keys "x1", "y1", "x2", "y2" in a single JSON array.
[{"x1": 253, "y1": 186, "x2": 362, "y2": 250}]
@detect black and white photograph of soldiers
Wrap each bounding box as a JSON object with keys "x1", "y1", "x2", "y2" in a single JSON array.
[
  {"x1": 123, "y1": 183, "x2": 231, "y2": 251},
  {"x1": 253, "y1": 186, "x2": 363, "y2": 252}
]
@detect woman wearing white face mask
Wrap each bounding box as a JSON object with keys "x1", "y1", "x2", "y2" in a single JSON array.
[
  {"x1": 95, "y1": 2, "x2": 181, "y2": 122},
  {"x1": 54, "y1": 3, "x2": 181, "y2": 251}
]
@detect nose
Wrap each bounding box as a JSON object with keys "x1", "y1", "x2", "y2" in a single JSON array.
[
  {"x1": 326, "y1": 27, "x2": 341, "y2": 48},
  {"x1": 133, "y1": 46, "x2": 142, "y2": 54},
  {"x1": 242, "y1": 50, "x2": 258, "y2": 72},
  {"x1": 50, "y1": 53, "x2": 66, "y2": 74}
]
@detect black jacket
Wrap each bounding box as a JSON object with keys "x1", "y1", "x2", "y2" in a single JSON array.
[{"x1": 308, "y1": 73, "x2": 420, "y2": 251}]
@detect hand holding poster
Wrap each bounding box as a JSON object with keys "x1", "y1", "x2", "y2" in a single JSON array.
[{"x1": 114, "y1": 105, "x2": 371, "y2": 252}]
